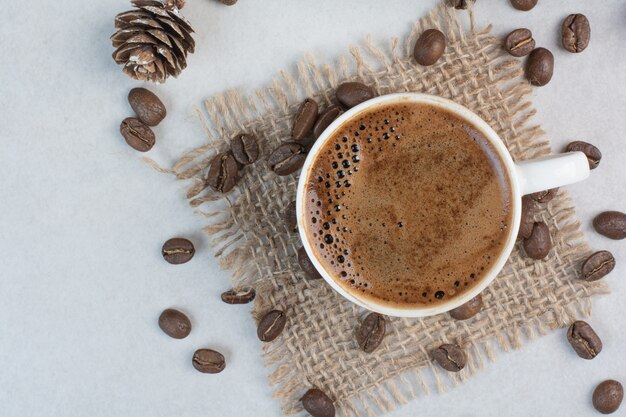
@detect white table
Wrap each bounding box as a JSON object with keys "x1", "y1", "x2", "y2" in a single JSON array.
[{"x1": 1, "y1": 1, "x2": 624, "y2": 416}]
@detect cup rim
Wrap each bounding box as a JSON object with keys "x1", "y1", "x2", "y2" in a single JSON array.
[{"x1": 296, "y1": 93, "x2": 521, "y2": 318}]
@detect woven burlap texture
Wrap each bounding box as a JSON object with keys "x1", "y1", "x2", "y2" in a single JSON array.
[{"x1": 147, "y1": 3, "x2": 608, "y2": 416}]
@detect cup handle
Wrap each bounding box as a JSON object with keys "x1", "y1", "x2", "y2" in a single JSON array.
[{"x1": 514, "y1": 152, "x2": 590, "y2": 196}]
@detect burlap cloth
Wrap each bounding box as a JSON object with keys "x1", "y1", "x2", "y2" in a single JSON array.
[{"x1": 147, "y1": 3, "x2": 608, "y2": 416}]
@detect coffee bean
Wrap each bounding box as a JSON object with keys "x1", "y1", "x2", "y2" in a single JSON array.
[
  {"x1": 268, "y1": 142, "x2": 307, "y2": 176},
  {"x1": 449, "y1": 294, "x2": 483, "y2": 320},
  {"x1": 120, "y1": 117, "x2": 155, "y2": 152},
  {"x1": 127, "y1": 88, "x2": 166, "y2": 126},
  {"x1": 336, "y1": 82, "x2": 376, "y2": 109},
  {"x1": 562, "y1": 14, "x2": 590, "y2": 53},
  {"x1": 192, "y1": 349, "x2": 225, "y2": 374},
  {"x1": 593, "y1": 380, "x2": 623, "y2": 414},
  {"x1": 298, "y1": 247, "x2": 323, "y2": 280},
  {"x1": 231, "y1": 133, "x2": 259, "y2": 165},
  {"x1": 504, "y1": 28, "x2": 535, "y2": 57},
  {"x1": 518, "y1": 195, "x2": 535, "y2": 240},
  {"x1": 162, "y1": 238, "x2": 195, "y2": 264},
  {"x1": 285, "y1": 201, "x2": 298, "y2": 232},
  {"x1": 567, "y1": 320, "x2": 602, "y2": 360},
  {"x1": 526, "y1": 47, "x2": 554, "y2": 87},
  {"x1": 523, "y1": 221, "x2": 552, "y2": 259},
  {"x1": 221, "y1": 287, "x2": 256, "y2": 304},
  {"x1": 219, "y1": 0, "x2": 237, "y2": 5},
  {"x1": 413, "y1": 29, "x2": 446, "y2": 66},
  {"x1": 510, "y1": 0, "x2": 537, "y2": 11},
  {"x1": 593, "y1": 211, "x2": 626, "y2": 240},
  {"x1": 581, "y1": 251, "x2": 616, "y2": 282},
  {"x1": 313, "y1": 105, "x2": 344, "y2": 139},
  {"x1": 206, "y1": 152, "x2": 239, "y2": 192},
  {"x1": 301, "y1": 388, "x2": 335, "y2": 417},
  {"x1": 432, "y1": 343, "x2": 466, "y2": 372},
  {"x1": 530, "y1": 188, "x2": 558, "y2": 203},
  {"x1": 257, "y1": 310, "x2": 287, "y2": 342},
  {"x1": 565, "y1": 141, "x2": 601, "y2": 169},
  {"x1": 292, "y1": 98, "x2": 319, "y2": 140},
  {"x1": 158, "y1": 309, "x2": 191, "y2": 339},
  {"x1": 356, "y1": 313, "x2": 386, "y2": 353}
]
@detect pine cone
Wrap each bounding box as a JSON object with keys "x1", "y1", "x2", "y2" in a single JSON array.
[{"x1": 111, "y1": 0, "x2": 195, "y2": 83}]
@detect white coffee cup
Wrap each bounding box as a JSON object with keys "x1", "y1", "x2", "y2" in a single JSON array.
[{"x1": 296, "y1": 93, "x2": 589, "y2": 318}]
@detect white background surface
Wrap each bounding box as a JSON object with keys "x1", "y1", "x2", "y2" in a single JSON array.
[{"x1": 1, "y1": 1, "x2": 624, "y2": 416}]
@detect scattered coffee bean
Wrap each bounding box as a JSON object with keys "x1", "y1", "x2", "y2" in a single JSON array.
[
  {"x1": 292, "y1": 98, "x2": 319, "y2": 140},
  {"x1": 301, "y1": 388, "x2": 335, "y2": 417},
  {"x1": 526, "y1": 47, "x2": 554, "y2": 87},
  {"x1": 313, "y1": 105, "x2": 343, "y2": 139},
  {"x1": 219, "y1": 0, "x2": 237, "y2": 5},
  {"x1": 581, "y1": 251, "x2": 616, "y2": 282},
  {"x1": 162, "y1": 237, "x2": 195, "y2": 264},
  {"x1": 206, "y1": 152, "x2": 239, "y2": 192},
  {"x1": 158, "y1": 308, "x2": 191, "y2": 339},
  {"x1": 566, "y1": 141, "x2": 601, "y2": 169},
  {"x1": 127, "y1": 87, "x2": 166, "y2": 126},
  {"x1": 449, "y1": 294, "x2": 483, "y2": 320},
  {"x1": 518, "y1": 195, "x2": 535, "y2": 240},
  {"x1": 593, "y1": 211, "x2": 626, "y2": 240},
  {"x1": 221, "y1": 287, "x2": 256, "y2": 304},
  {"x1": 504, "y1": 28, "x2": 535, "y2": 57},
  {"x1": 285, "y1": 201, "x2": 298, "y2": 232},
  {"x1": 523, "y1": 221, "x2": 552, "y2": 259},
  {"x1": 120, "y1": 117, "x2": 155, "y2": 152},
  {"x1": 257, "y1": 310, "x2": 287, "y2": 342},
  {"x1": 298, "y1": 247, "x2": 323, "y2": 280},
  {"x1": 530, "y1": 188, "x2": 558, "y2": 203},
  {"x1": 510, "y1": 0, "x2": 537, "y2": 11},
  {"x1": 231, "y1": 133, "x2": 259, "y2": 166},
  {"x1": 567, "y1": 320, "x2": 602, "y2": 360},
  {"x1": 268, "y1": 142, "x2": 307, "y2": 176},
  {"x1": 356, "y1": 313, "x2": 386, "y2": 353},
  {"x1": 432, "y1": 343, "x2": 466, "y2": 372},
  {"x1": 562, "y1": 14, "x2": 591, "y2": 53},
  {"x1": 192, "y1": 348, "x2": 226, "y2": 374},
  {"x1": 413, "y1": 29, "x2": 446, "y2": 66},
  {"x1": 593, "y1": 380, "x2": 623, "y2": 414},
  {"x1": 336, "y1": 82, "x2": 376, "y2": 109}
]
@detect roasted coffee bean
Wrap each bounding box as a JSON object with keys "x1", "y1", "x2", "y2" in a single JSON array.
[
  {"x1": 567, "y1": 320, "x2": 602, "y2": 360},
  {"x1": 504, "y1": 28, "x2": 535, "y2": 57},
  {"x1": 518, "y1": 195, "x2": 535, "y2": 239},
  {"x1": 562, "y1": 14, "x2": 591, "y2": 53},
  {"x1": 231, "y1": 133, "x2": 259, "y2": 165},
  {"x1": 257, "y1": 310, "x2": 287, "y2": 342},
  {"x1": 523, "y1": 221, "x2": 552, "y2": 259},
  {"x1": 510, "y1": 0, "x2": 537, "y2": 11},
  {"x1": 158, "y1": 309, "x2": 191, "y2": 339},
  {"x1": 292, "y1": 98, "x2": 319, "y2": 140},
  {"x1": 298, "y1": 247, "x2": 323, "y2": 280},
  {"x1": 162, "y1": 238, "x2": 195, "y2": 264},
  {"x1": 313, "y1": 105, "x2": 343, "y2": 139},
  {"x1": 285, "y1": 201, "x2": 298, "y2": 232},
  {"x1": 449, "y1": 294, "x2": 483, "y2": 320},
  {"x1": 593, "y1": 211, "x2": 626, "y2": 240},
  {"x1": 120, "y1": 117, "x2": 155, "y2": 152},
  {"x1": 526, "y1": 47, "x2": 554, "y2": 87},
  {"x1": 530, "y1": 188, "x2": 558, "y2": 203},
  {"x1": 432, "y1": 343, "x2": 466, "y2": 372},
  {"x1": 581, "y1": 251, "x2": 616, "y2": 282},
  {"x1": 128, "y1": 88, "x2": 166, "y2": 126},
  {"x1": 219, "y1": 0, "x2": 237, "y2": 5},
  {"x1": 268, "y1": 142, "x2": 307, "y2": 176},
  {"x1": 356, "y1": 313, "x2": 386, "y2": 353},
  {"x1": 206, "y1": 152, "x2": 239, "y2": 192},
  {"x1": 593, "y1": 380, "x2": 623, "y2": 414},
  {"x1": 192, "y1": 349, "x2": 225, "y2": 374},
  {"x1": 566, "y1": 141, "x2": 601, "y2": 169},
  {"x1": 413, "y1": 29, "x2": 446, "y2": 66},
  {"x1": 221, "y1": 287, "x2": 256, "y2": 304},
  {"x1": 301, "y1": 388, "x2": 335, "y2": 417},
  {"x1": 336, "y1": 82, "x2": 376, "y2": 109}
]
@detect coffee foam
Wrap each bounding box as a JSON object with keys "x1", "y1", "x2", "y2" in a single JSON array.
[{"x1": 304, "y1": 102, "x2": 513, "y2": 308}]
